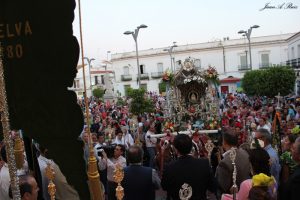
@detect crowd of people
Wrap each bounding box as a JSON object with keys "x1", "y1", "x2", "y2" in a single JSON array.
[
  {"x1": 1, "y1": 92, "x2": 300, "y2": 200},
  {"x1": 76, "y1": 92, "x2": 300, "y2": 200}
]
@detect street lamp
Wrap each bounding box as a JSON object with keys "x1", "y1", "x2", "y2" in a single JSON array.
[
  {"x1": 84, "y1": 57, "x2": 95, "y2": 89},
  {"x1": 105, "y1": 51, "x2": 111, "y2": 71},
  {"x1": 163, "y1": 42, "x2": 178, "y2": 72},
  {"x1": 238, "y1": 25, "x2": 260, "y2": 70},
  {"x1": 124, "y1": 24, "x2": 148, "y2": 88}
]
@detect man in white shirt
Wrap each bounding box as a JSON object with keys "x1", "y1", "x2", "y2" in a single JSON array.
[
  {"x1": 145, "y1": 124, "x2": 157, "y2": 168},
  {"x1": 257, "y1": 117, "x2": 271, "y2": 133},
  {"x1": 112, "y1": 129, "x2": 124, "y2": 145},
  {"x1": 98, "y1": 144, "x2": 126, "y2": 200},
  {"x1": 121, "y1": 126, "x2": 134, "y2": 150},
  {"x1": 94, "y1": 133, "x2": 107, "y2": 160}
]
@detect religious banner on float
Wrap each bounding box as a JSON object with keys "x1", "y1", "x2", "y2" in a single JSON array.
[{"x1": 0, "y1": 1, "x2": 88, "y2": 199}]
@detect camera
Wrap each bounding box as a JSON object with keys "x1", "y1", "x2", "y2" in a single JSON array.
[{"x1": 97, "y1": 144, "x2": 116, "y2": 158}]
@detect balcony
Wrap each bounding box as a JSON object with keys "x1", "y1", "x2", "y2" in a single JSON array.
[
  {"x1": 238, "y1": 65, "x2": 251, "y2": 71},
  {"x1": 139, "y1": 73, "x2": 149, "y2": 80},
  {"x1": 286, "y1": 58, "x2": 300, "y2": 68},
  {"x1": 151, "y1": 72, "x2": 163, "y2": 78},
  {"x1": 259, "y1": 63, "x2": 272, "y2": 69},
  {"x1": 121, "y1": 74, "x2": 132, "y2": 81}
]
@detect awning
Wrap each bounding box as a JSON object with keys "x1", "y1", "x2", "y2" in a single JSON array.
[{"x1": 220, "y1": 77, "x2": 241, "y2": 83}]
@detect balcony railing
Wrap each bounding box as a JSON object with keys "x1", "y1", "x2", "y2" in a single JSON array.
[
  {"x1": 121, "y1": 74, "x2": 132, "y2": 81},
  {"x1": 139, "y1": 73, "x2": 149, "y2": 80},
  {"x1": 286, "y1": 58, "x2": 300, "y2": 68},
  {"x1": 151, "y1": 72, "x2": 163, "y2": 78},
  {"x1": 259, "y1": 63, "x2": 272, "y2": 69},
  {"x1": 238, "y1": 65, "x2": 251, "y2": 71}
]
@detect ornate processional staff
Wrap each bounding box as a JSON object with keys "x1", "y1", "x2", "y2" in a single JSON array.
[
  {"x1": 0, "y1": 44, "x2": 22, "y2": 199},
  {"x1": 45, "y1": 163, "x2": 56, "y2": 200},
  {"x1": 77, "y1": 0, "x2": 103, "y2": 199},
  {"x1": 229, "y1": 147, "x2": 237, "y2": 200},
  {"x1": 273, "y1": 93, "x2": 282, "y2": 154},
  {"x1": 114, "y1": 164, "x2": 125, "y2": 200}
]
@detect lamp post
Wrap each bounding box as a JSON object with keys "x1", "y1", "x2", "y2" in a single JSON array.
[
  {"x1": 164, "y1": 42, "x2": 178, "y2": 72},
  {"x1": 242, "y1": 33, "x2": 249, "y2": 69},
  {"x1": 238, "y1": 25, "x2": 260, "y2": 70},
  {"x1": 106, "y1": 51, "x2": 111, "y2": 71},
  {"x1": 124, "y1": 24, "x2": 148, "y2": 89},
  {"x1": 84, "y1": 57, "x2": 95, "y2": 89}
]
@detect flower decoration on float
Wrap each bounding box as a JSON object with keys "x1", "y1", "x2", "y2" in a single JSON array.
[
  {"x1": 164, "y1": 120, "x2": 174, "y2": 132},
  {"x1": 252, "y1": 173, "x2": 275, "y2": 187},
  {"x1": 162, "y1": 69, "x2": 174, "y2": 82},
  {"x1": 204, "y1": 65, "x2": 219, "y2": 83},
  {"x1": 162, "y1": 69, "x2": 174, "y2": 83},
  {"x1": 205, "y1": 116, "x2": 220, "y2": 130},
  {"x1": 291, "y1": 126, "x2": 300, "y2": 135}
]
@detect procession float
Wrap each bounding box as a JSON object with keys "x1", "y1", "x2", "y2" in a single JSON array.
[{"x1": 162, "y1": 57, "x2": 221, "y2": 131}]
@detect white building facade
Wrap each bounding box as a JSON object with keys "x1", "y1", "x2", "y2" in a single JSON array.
[
  {"x1": 286, "y1": 32, "x2": 300, "y2": 94},
  {"x1": 69, "y1": 64, "x2": 114, "y2": 97},
  {"x1": 112, "y1": 33, "x2": 294, "y2": 96}
]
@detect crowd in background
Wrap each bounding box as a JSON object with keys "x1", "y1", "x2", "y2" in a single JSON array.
[
  {"x1": 75, "y1": 91, "x2": 300, "y2": 200},
  {"x1": 1, "y1": 91, "x2": 300, "y2": 200}
]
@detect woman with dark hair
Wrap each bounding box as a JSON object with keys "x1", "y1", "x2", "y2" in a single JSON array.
[{"x1": 222, "y1": 148, "x2": 276, "y2": 200}]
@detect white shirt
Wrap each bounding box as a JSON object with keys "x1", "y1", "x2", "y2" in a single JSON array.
[
  {"x1": 122, "y1": 133, "x2": 134, "y2": 149},
  {"x1": 112, "y1": 137, "x2": 124, "y2": 145},
  {"x1": 145, "y1": 130, "x2": 157, "y2": 148},
  {"x1": 0, "y1": 159, "x2": 29, "y2": 200},
  {"x1": 0, "y1": 164, "x2": 10, "y2": 200},
  {"x1": 257, "y1": 124, "x2": 271, "y2": 133},
  {"x1": 94, "y1": 142, "x2": 107, "y2": 160},
  {"x1": 98, "y1": 156, "x2": 126, "y2": 182}
]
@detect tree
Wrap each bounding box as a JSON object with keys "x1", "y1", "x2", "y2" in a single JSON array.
[
  {"x1": 127, "y1": 88, "x2": 154, "y2": 115},
  {"x1": 159, "y1": 81, "x2": 167, "y2": 94},
  {"x1": 242, "y1": 66, "x2": 296, "y2": 97},
  {"x1": 92, "y1": 88, "x2": 105, "y2": 98},
  {"x1": 116, "y1": 97, "x2": 126, "y2": 107}
]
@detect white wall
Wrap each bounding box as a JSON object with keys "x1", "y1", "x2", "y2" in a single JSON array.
[
  {"x1": 288, "y1": 32, "x2": 300, "y2": 60},
  {"x1": 111, "y1": 33, "x2": 294, "y2": 96}
]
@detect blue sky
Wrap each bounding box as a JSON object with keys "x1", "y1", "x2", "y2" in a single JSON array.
[{"x1": 73, "y1": 0, "x2": 300, "y2": 66}]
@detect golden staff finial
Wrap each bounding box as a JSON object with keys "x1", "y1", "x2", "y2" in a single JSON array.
[
  {"x1": 0, "y1": 43, "x2": 22, "y2": 199},
  {"x1": 14, "y1": 134, "x2": 25, "y2": 169},
  {"x1": 113, "y1": 164, "x2": 124, "y2": 200},
  {"x1": 77, "y1": 0, "x2": 103, "y2": 199},
  {"x1": 45, "y1": 163, "x2": 56, "y2": 200}
]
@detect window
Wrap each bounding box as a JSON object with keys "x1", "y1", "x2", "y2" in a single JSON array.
[
  {"x1": 124, "y1": 85, "x2": 131, "y2": 96},
  {"x1": 74, "y1": 80, "x2": 80, "y2": 88},
  {"x1": 291, "y1": 47, "x2": 295, "y2": 59},
  {"x1": 140, "y1": 65, "x2": 145, "y2": 74},
  {"x1": 194, "y1": 59, "x2": 201, "y2": 69},
  {"x1": 101, "y1": 75, "x2": 104, "y2": 84},
  {"x1": 297, "y1": 45, "x2": 300, "y2": 58},
  {"x1": 94, "y1": 76, "x2": 98, "y2": 85},
  {"x1": 157, "y1": 63, "x2": 163, "y2": 72},
  {"x1": 123, "y1": 66, "x2": 129, "y2": 75},
  {"x1": 240, "y1": 55, "x2": 247, "y2": 68},
  {"x1": 141, "y1": 84, "x2": 147, "y2": 91},
  {"x1": 261, "y1": 53, "x2": 269, "y2": 67}
]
